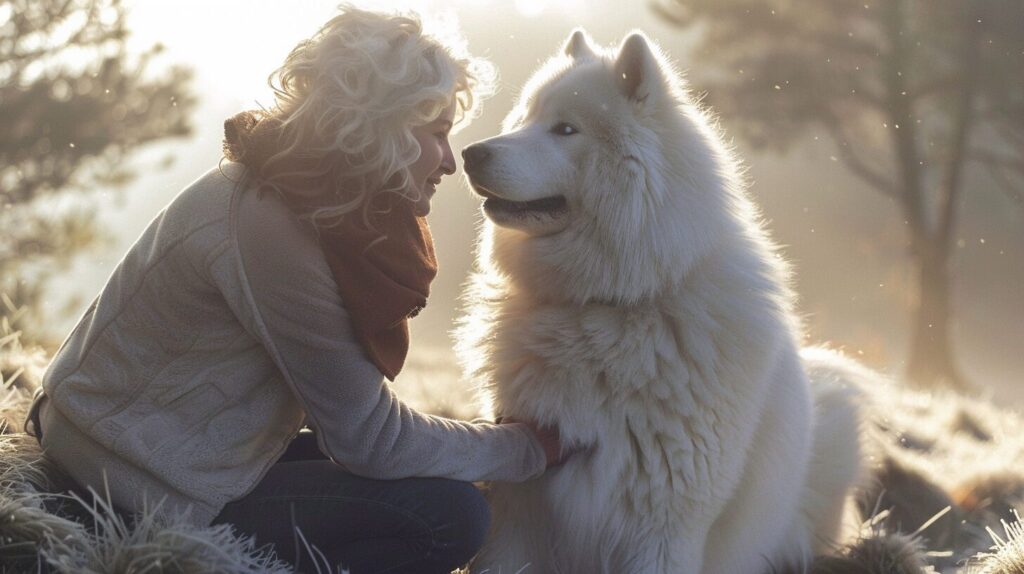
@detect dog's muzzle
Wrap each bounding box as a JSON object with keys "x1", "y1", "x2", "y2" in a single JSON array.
[{"x1": 462, "y1": 143, "x2": 492, "y2": 175}]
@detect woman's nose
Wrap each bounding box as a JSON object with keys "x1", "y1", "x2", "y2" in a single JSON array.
[{"x1": 441, "y1": 142, "x2": 456, "y2": 175}]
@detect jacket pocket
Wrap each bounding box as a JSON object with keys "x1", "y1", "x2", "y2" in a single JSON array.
[
  {"x1": 154, "y1": 382, "x2": 227, "y2": 429},
  {"x1": 113, "y1": 383, "x2": 228, "y2": 462}
]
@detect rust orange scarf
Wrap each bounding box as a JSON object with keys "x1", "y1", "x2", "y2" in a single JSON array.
[{"x1": 223, "y1": 111, "x2": 436, "y2": 381}]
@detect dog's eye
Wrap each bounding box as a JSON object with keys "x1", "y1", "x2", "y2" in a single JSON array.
[{"x1": 551, "y1": 122, "x2": 579, "y2": 136}]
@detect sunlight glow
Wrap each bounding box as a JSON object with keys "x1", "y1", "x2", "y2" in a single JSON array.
[
  {"x1": 515, "y1": 0, "x2": 548, "y2": 17},
  {"x1": 125, "y1": 0, "x2": 484, "y2": 107},
  {"x1": 130, "y1": 2, "x2": 350, "y2": 106}
]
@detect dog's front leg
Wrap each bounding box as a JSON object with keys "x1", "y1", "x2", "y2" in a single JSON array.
[{"x1": 471, "y1": 481, "x2": 552, "y2": 574}]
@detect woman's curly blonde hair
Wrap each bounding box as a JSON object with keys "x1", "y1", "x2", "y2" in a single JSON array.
[{"x1": 224, "y1": 5, "x2": 494, "y2": 228}]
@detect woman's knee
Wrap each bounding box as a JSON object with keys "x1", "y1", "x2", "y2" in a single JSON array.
[{"x1": 426, "y1": 479, "x2": 491, "y2": 567}]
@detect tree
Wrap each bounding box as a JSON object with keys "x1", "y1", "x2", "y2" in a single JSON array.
[
  {"x1": 655, "y1": 0, "x2": 1024, "y2": 391},
  {"x1": 0, "y1": 0, "x2": 195, "y2": 345}
]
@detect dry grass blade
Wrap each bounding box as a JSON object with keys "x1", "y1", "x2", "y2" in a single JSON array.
[
  {"x1": 966, "y1": 510, "x2": 1024, "y2": 574},
  {"x1": 40, "y1": 491, "x2": 295, "y2": 574}
]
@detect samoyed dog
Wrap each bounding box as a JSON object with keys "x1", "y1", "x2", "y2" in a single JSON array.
[{"x1": 458, "y1": 30, "x2": 864, "y2": 574}]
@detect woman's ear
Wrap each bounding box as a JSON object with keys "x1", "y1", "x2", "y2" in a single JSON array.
[{"x1": 564, "y1": 28, "x2": 598, "y2": 61}]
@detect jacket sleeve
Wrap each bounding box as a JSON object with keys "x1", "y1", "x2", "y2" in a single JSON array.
[{"x1": 220, "y1": 184, "x2": 547, "y2": 482}]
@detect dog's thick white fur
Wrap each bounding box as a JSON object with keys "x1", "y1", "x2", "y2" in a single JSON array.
[{"x1": 458, "y1": 30, "x2": 864, "y2": 574}]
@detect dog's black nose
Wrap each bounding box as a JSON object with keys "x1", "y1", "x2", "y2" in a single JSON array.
[{"x1": 462, "y1": 144, "x2": 491, "y2": 172}]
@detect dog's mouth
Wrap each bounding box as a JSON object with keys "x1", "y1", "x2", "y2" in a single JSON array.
[
  {"x1": 473, "y1": 185, "x2": 568, "y2": 219},
  {"x1": 485, "y1": 195, "x2": 568, "y2": 215}
]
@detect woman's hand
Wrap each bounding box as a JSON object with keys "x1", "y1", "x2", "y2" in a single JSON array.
[{"x1": 498, "y1": 416, "x2": 568, "y2": 468}]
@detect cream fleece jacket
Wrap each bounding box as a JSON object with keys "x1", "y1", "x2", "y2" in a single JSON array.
[{"x1": 38, "y1": 162, "x2": 546, "y2": 526}]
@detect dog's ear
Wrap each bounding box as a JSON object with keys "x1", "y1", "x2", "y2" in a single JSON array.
[
  {"x1": 564, "y1": 28, "x2": 598, "y2": 61},
  {"x1": 613, "y1": 32, "x2": 662, "y2": 107}
]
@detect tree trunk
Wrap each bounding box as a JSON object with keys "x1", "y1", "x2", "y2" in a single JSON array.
[
  {"x1": 905, "y1": 238, "x2": 971, "y2": 391},
  {"x1": 890, "y1": 0, "x2": 982, "y2": 392}
]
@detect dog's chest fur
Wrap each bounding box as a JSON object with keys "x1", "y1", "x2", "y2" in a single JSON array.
[{"x1": 465, "y1": 289, "x2": 778, "y2": 520}]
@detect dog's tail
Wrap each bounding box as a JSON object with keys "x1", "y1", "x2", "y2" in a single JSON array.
[{"x1": 798, "y1": 347, "x2": 873, "y2": 554}]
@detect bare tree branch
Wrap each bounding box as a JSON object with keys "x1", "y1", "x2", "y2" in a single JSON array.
[
  {"x1": 993, "y1": 124, "x2": 1024, "y2": 152},
  {"x1": 654, "y1": 0, "x2": 1024, "y2": 389},
  {"x1": 968, "y1": 148, "x2": 1024, "y2": 175},
  {"x1": 908, "y1": 74, "x2": 961, "y2": 102},
  {"x1": 971, "y1": 152, "x2": 1024, "y2": 213},
  {"x1": 657, "y1": 1, "x2": 882, "y2": 59},
  {"x1": 882, "y1": 0, "x2": 928, "y2": 235},
  {"x1": 982, "y1": 161, "x2": 1024, "y2": 211},
  {"x1": 821, "y1": 117, "x2": 899, "y2": 199},
  {"x1": 935, "y1": 4, "x2": 986, "y2": 251}
]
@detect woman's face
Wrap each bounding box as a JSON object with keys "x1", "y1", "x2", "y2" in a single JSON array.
[{"x1": 409, "y1": 102, "x2": 457, "y2": 216}]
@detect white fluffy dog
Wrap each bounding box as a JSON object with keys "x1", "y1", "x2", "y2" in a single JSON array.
[{"x1": 458, "y1": 30, "x2": 864, "y2": 574}]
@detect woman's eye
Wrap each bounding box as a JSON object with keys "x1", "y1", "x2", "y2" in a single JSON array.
[{"x1": 551, "y1": 122, "x2": 579, "y2": 136}]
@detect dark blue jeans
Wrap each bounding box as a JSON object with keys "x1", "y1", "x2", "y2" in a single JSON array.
[{"x1": 211, "y1": 431, "x2": 491, "y2": 574}]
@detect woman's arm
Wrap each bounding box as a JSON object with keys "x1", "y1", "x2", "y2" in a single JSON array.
[{"x1": 218, "y1": 185, "x2": 548, "y2": 482}]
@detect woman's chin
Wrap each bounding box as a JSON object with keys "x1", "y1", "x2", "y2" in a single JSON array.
[
  {"x1": 411, "y1": 186, "x2": 435, "y2": 217},
  {"x1": 411, "y1": 194, "x2": 433, "y2": 217}
]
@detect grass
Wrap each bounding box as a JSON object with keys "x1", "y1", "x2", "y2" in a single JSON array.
[{"x1": 3, "y1": 308, "x2": 1024, "y2": 573}]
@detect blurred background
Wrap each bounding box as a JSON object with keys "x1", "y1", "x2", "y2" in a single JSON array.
[{"x1": 3, "y1": 0, "x2": 1021, "y2": 415}]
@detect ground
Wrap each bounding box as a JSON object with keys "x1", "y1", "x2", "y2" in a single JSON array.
[{"x1": 2, "y1": 323, "x2": 1024, "y2": 573}]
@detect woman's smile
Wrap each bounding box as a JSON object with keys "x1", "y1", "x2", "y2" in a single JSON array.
[{"x1": 409, "y1": 102, "x2": 457, "y2": 216}]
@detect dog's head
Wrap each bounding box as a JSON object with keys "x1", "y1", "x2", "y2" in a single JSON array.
[{"x1": 464, "y1": 30, "x2": 748, "y2": 305}]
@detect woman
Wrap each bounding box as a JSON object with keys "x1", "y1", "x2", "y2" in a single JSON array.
[{"x1": 27, "y1": 6, "x2": 564, "y2": 573}]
